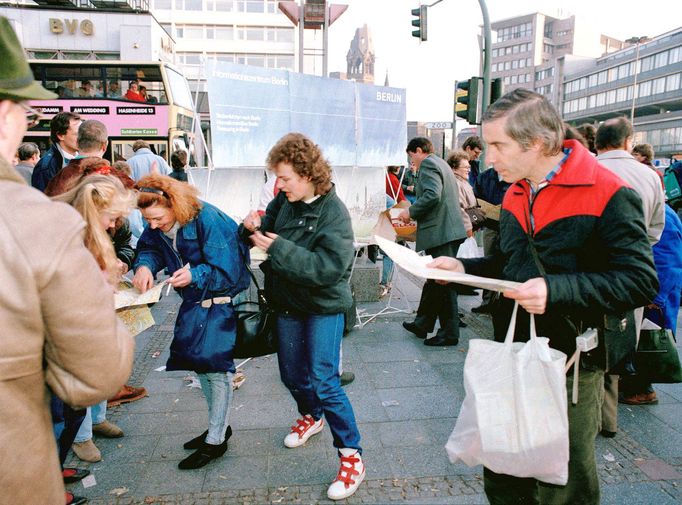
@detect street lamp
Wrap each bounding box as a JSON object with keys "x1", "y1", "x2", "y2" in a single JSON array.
[{"x1": 626, "y1": 35, "x2": 650, "y2": 124}]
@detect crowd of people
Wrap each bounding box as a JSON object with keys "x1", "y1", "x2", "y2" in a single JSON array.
[{"x1": 3, "y1": 13, "x2": 682, "y2": 505}]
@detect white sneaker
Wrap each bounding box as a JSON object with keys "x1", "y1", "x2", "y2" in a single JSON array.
[
  {"x1": 327, "y1": 448, "x2": 365, "y2": 500},
  {"x1": 283, "y1": 415, "x2": 324, "y2": 448}
]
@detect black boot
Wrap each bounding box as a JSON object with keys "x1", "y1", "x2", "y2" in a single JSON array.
[
  {"x1": 183, "y1": 425, "x2": 232, "y2": 450},
  {"x1": 178, "y1": 439, "x2": 228, "y2": 470}
]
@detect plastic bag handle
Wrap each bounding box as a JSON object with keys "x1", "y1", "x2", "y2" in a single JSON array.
[{"x1": 503, "y1": 301, "x2": 538, "y2": 347}]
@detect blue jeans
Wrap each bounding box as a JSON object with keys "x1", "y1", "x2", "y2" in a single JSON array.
[
  {"x1": 381, "y1": 254, "x2": 394, "y2": 286},
  {"x1": 276, "y1": 312, "x2": 362, "y2": 452},
  {"x1": 74, "y1": 400, "x2": 107, "y2": 443},
  {"x1": 198, "y1": 371, "x2": 234, "y2": 444}
]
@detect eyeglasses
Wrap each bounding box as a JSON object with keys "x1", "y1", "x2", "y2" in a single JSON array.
[{"x1": 19, "y1": 102, "x2": 41, "y2": 128}]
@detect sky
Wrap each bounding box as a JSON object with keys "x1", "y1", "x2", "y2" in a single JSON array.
[{"x1": 322, "y1": 0, "x2": 681, "y2": 122}]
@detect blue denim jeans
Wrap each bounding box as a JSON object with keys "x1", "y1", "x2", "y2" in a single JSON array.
[
  {"x1": 74, "y1": 400, "x2": 107, "y2": 443},
  {"x1": 276, "y1": 312, "x2": 362, "y2": 452},
  {"x1": 198, "y1": 371, "x2": 234, "y2": 444}
]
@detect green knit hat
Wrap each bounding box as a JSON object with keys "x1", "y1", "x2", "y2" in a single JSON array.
[{"x1": 0, "y1": 16, "x2": 56, "y2": 101}]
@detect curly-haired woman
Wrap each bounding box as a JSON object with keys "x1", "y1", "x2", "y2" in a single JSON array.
[
  {"x1": 242, "y1": 133, "x2": 364, "y2": 500},
  {"x1": 132, "y1": 174, "x2": 250, "y2": 470}
]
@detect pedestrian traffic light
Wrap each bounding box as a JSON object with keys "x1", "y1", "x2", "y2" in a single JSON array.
[
  {"x1": 491, "y1": 77, "x2": 504, "y2": 105},
  {"x1": 411, "y1": 5, "x2": 427, "y2": 41},
  {"x1": 455, "y1": 77, "x2": 481, "y2": 124}
]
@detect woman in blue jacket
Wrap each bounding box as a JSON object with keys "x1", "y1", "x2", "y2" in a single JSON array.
[
  {"x1": 242, "y1": 133, "x2": 364, "y2": 501},
  {"x1": 132, "y1": 174, "x2": 250, "y2": 470}
]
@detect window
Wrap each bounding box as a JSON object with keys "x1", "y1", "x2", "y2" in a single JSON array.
[
  {"x1": 506, "y1": 46, "x2": 512, "y2": 55},
  {"x1": 215, "y1": 27, "x2": 233, "y2": 39},
  {"x1": 638, "y1": 80, "x2": 652, "y2": 97},
  {"x1": 617, "y1": 63, "x2": 631, "y2": 80},
  {"x1": 669, "y1": 47, "x2": 681, "y2": 64},
  {"x1": 616, "y1": 86, "x2": 627, "y2": 102},
  {"x1": 511, "y1": 75, "x2": 518, "y2": 84},
  {"x1": 513, "y1": 45, "x2": 519, "y2": 54},
  {"x1": 544, "y1": 22, "x2": 553, "y2": 38},
  {"x1": 655, "y1": 51, "x2": 669, "y2": 68},
  {"x1": 580, "y1": 77, "x2": 588, "y2": 90},
  {"x1": 652, "y1": 77, "x2": 665, "y2": 94},
  {"x1": 519, "y1": 58, "x2": 526, "y2": 68},
  {"x1": 512, "y1": 59, "x2": 518, "y2": 69},
  {"x1": 596, "y1": 92, "x2": 606, "y2": 107},
  {"x1": 666, "y1": 73, "x2": 680, "y2": 92},
  {"x1": 588, "y1": 73, "x2": 598, "y2": 87},
  {"x1": 640, "y1": 55, "x2": 654, "y2": 72},
  {"x1": 588, "y1": 94, "x2": 596, "y2": 108},
  {"x1": 155, "y1": 0, "x2": 172, "y2": 8},
  {"x1": 606, "y1": 90, "x2": 616, "y2": 104}
]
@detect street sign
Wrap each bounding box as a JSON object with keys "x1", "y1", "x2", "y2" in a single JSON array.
[{"x1": 425, "y1": 121, "x2": 452, "y2": 129}]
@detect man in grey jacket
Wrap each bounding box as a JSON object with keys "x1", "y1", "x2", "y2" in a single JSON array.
[
  {"x1": 398, "y1": 137, "x2": 467, "y2": 346},
  {"x1": 596, "y1": 116, "x2": 665, "y2": 437}
]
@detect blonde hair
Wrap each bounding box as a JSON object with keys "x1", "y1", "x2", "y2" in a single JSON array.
[{"x1": 54, "y1": 174, "x2": 136, "y2": 284}]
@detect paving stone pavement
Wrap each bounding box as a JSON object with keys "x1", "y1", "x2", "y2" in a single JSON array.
[{"x1": 66, "y1": 263, "x2": 682, "y2": 504}]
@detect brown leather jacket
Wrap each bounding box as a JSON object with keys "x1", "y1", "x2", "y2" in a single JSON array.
[{"x1": 0, "y1": 157, "x2": 134, "y2": 505}]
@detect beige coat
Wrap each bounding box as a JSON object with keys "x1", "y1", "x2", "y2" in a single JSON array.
[
  {"x1": 0, "y1": 157, "x2": 134, "y2": 505},
  {"x1": 455, "y1": 172, "x2": 478, "y2": 232}
]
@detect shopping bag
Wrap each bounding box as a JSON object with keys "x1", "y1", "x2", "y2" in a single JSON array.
[
  {"x1": 445, "y1": 302, "x2": 569, "y2": 485},
  {"x1": 634, "y1": 322, "x2": 682, "y2": 383},
  {"x1": 456, "y1": 236, "x2": 482, "y2": 259}
]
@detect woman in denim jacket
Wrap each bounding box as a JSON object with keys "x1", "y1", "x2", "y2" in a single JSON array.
[
  {"x1": 132, "y1": 174, "x2": 250, "y2": 470},
  {"x1": 242, "y1": 133, "x2": 364, "y2": 501}
]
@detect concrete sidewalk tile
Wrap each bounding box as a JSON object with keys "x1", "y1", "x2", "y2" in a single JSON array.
[
  {"x1": 654, "y1": 383, "x2": 682, "y2": 403},
  {"x1": 231, "y1": 394, "x2": 299, "y2": 429},
  {"x1": 343, "y1": 390, "x2": 390, "y2": 423},
  {"x1": 417, "y1": 345, "x2": 468, "y2": 365},
  {"x1": 618, "y1": 409, "x2": 682, "y2": 459},
  {"x1": 600, "y1": 482, "x2": 681, "y2": 504},
  {"x1": 76, "y1": 462, "x2": 148, "y2": 500},
  {"x1": 361, "y1": 447, "x2": 404, "y2": 480},
  {"x1": 267, "y1": 452, "x2": 337, "y2": 487},
  {"x1": 226, "y1": 428, "x2": 277, "y2": 457},
  {"x1": 377, "y1": 420, "x2": 438, "y2": 448},
  {"x1": 366, "y1": 360, "x2": 447, "y2": 389},
  {"x1": 388, "y1": 445, "x2": 454, "y2": 478},
  {"x1": 203, "y1": 455, "x2": 269, "y2": 490},
  {"x1": 356, "y1": 342, "x2": 425, "y2": 363},
  {"x1": 115, "y1": 392, "x2": 180, "y2": 415},
  {"x1": 647, "y1": 403, "x2": 682, "y2": 433},
  {"x1": 152, "y1": 433, "x2": 197, "y2": 461},
  {"x1": 142, "y1": 377, "x2": 189, "y2": 394},
  {"x1": 94, "y1": 434, "x2": 160, "y2": 465},
  {"x1": 377, "y1": 386, "x2": 460, "y2": 421},
  {"x1": 134, "y1": 460, "x2": 207, "y2": 496},
  {"x1": 634, "y1": 458, "x2": 682, "y2": 480}
]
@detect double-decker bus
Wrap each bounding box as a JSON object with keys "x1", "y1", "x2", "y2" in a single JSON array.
[{"x1": 25, "y1": 60, "x2": 197, "y2": 164}]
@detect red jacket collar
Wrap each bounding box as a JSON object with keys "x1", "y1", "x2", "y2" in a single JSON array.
[{"x1": 512, "y1": 140, "x2": 598, "y2": 194}]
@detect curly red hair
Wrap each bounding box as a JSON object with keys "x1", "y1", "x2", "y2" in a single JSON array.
[{"x1": 135, "y1": 174, "x2": 201, "y2": 225}]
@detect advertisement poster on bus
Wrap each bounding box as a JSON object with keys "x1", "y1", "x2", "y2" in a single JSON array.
[{"x1": 206, "y1": 61, "x2": 407, "y2": 168}]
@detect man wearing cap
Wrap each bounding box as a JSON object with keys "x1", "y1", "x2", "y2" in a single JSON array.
[{"x1": 0, "y1": 17, "x2": 134, "y2": 505}]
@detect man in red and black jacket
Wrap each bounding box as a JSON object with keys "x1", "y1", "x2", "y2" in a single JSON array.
[{"x1": 430, "y1": 89, "x2": 657, "y2": 505}]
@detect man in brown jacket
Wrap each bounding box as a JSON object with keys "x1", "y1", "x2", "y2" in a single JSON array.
[{"x1": 0, "y1": 17, "x2": 134, "y2": 505}]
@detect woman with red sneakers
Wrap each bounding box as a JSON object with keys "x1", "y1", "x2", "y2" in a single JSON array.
[{"x1": 242, "y1": 133, "x2": 365, "y2": 501}]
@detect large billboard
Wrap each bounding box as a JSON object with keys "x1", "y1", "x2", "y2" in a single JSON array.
[{"x1": 207, "y1": 61, "x2": 407, "y2": 168}]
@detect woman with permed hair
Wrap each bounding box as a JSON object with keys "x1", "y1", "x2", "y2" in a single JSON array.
[
  {"x1": 241, "y1": 133, "x2": 365, "y2": 501},
  {"x1": 131, "y1": 174, "x2": 251, "y2": 470}
]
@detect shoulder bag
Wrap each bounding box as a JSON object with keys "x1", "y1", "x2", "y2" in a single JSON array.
[
  {"x1": 465, "y1": 206, "x2": 487, "y2": 231},
  {"x1": 634, "y1": 313, "x2": 682, "y2": 383}
]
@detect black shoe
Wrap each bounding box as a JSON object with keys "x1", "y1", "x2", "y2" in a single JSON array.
[
  {"x1": 178, "y1": 440, "x2": 228, "y2": 470},
  {"x1": 471, "y1": 304, "x2": 492, "y2": 314},
  {"x1": 184, "y1": 425, "x2": 232, "y2": 450},
  {"x1": 459, "y1": 319, "x2": 467, "y2": 328},
  {"x1": 340, "y1": 371, "x2": 355, "y2": 386},
  {"x1": 62, "y1": 467, "x2": 90, "y2": 484},
  {"x1": 424, "y1": 335, "x2": 459, "y2": 346},
  {"x1": 402, "y1": 321, "x2": 427, "y2": 339},
  {"x1": 600, "y1": 429, "x2": 617, "y2": 438}
]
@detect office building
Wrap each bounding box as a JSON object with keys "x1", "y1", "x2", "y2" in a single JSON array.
[
  {"x1": 563, "y1": 27, "x2": 682, "y2": 159},
  {"x1": 489, "y1": 12, "x2": 623, "y2": 106}
]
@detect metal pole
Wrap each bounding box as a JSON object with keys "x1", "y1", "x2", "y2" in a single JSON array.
[
  {"x1": 298, "y1": 0, "x2": 305, "y2": 73},
  {"x1": 322, "y1": 1, "x2": 329, "y2": 77},
  {"x1": 478, "y1": 0, "x2": 491, "y2": 168},
  {"x1": 630, "y1": 41, "x2": 641, "y2": 124}
]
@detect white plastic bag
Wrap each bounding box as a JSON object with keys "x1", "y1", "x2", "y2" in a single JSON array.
[
  {"x1": 456, "y1": 236, "x2": 482, "y2": 259},
  {"x1": 445, "y1": 302, "x2": 569, "y2": 485}
]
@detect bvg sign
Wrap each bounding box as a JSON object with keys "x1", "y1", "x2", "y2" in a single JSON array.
[{"x1": 49, "y1": 18, "x2": 94, "y2": 36}]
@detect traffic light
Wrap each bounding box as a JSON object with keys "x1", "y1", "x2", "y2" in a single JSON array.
[
  {"x1": 411, "y1": 5, "x2": 427, "y2": 41},
  {"x1": 490, "y1": 77, "x2": 504, "y2": 106},
  {"x1": 455, "y1": 77, "x2": 482, "y2": 124}
]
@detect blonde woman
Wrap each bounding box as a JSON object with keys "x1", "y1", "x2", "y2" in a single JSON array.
[{"x1": 53, "y1": 174, "x2": 136, "y2": 462}]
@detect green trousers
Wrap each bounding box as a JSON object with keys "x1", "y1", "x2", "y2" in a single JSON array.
[{"x1": 483, "y1": 368, "x2": 604, "y2": 505}]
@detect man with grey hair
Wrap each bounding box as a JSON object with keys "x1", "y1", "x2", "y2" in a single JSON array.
[
  {"x1": 596, "y1": 116, "x2": 665, "y2": 435},
  {"x1": 428, "y1": 88, "x2": 657, "y2": 504},
  {"x1": 127, "y1": 138, "x2": 171, "y2": 181},
  {"x1": 15, "y1": 141, "x2": 39, "y2": 184}
]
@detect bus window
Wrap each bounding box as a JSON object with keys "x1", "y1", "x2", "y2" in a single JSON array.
[
  {"x1": 165, "y1": 67, "x2": 194, "y2": 111},
  {"x1": 42, "y1": 65, "x2": 103, "y2": 98},
  {"x1": 106, "y1": 66, "x2": 167, "y2": 104}
]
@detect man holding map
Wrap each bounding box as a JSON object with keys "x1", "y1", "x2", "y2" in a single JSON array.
[{"x1": 427, "y1": 89, "x2": 657, "y2": 505}]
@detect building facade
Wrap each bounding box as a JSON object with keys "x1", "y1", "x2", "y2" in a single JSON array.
[
  {"x1": 562, "y1": 28, "x2": 682, "y2": 159},
  {"x1": 489, "y1": 12, "x2": 623, "y2": 106}
]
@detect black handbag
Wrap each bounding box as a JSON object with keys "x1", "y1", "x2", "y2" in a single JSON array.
[
  {"x1": 233, "y1": 265, "x2": 278, "y2": 358},
  {"x1": 634, "y1": 327, "x2": 682, "y2": 383},
  {"x1": 465, "y1": 206, "x2": 487, "y2": 231}
]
